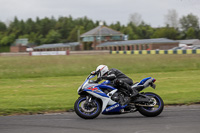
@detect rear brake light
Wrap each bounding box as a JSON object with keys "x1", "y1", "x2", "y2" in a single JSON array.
[{"x1": 153, "y1": 79, "x2": 156, "y2": 83}]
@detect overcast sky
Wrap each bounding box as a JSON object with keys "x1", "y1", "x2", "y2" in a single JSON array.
[{"x1": 0, "y1": 0, "x2": 200, "y2": 27}]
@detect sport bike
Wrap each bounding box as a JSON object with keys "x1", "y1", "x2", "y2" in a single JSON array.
[{"x1": 74, "y1": 71, "x2": 164, "y2": 119}]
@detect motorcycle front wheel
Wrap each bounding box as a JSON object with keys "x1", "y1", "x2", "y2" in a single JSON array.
[
  {"x1": 137, "y1": 92, "x2": 164, "y2": 117},
  {"x1": 74, "y1": 97, "x2": 101, "y2": 119}
]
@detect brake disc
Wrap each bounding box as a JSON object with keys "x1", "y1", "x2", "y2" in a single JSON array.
[
  {"x1": 135, "y1": 97, "x2": 157, "y2": 107},
  {"x1": 148, "y1": 97, "x2": 157, "y2": 106},
  {"x1": 80, "y1": 101, "x2": 95, "y2": 113}
]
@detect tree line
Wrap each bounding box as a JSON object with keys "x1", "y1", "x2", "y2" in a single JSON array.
[{"x1": 0, "y1": 12, "x2": 200, "y2": 51}]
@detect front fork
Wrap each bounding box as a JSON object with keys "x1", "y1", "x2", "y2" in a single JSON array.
[
  {"x1": 85, "y1": 95, "x2": 96, "y2": 107},
  {"x1": 86, "y1": 95, "x2": 92, "y2": 102}
]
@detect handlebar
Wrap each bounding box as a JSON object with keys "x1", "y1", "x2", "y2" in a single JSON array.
[{"x1": 90, "y1": 71, "x2": 97, "y2": 75}]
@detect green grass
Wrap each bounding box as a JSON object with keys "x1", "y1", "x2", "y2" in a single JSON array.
[
  {"x1": 1, "y1": 54, "x2": 200, "y2": 79},
  {"x1": 0, "y1": 54, "x2": 200, "y2": 115},
  {"x1": 0, "y1": 76, "x2": 81, "y2": 115}
]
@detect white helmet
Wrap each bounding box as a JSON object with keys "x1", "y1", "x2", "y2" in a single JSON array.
[{"x1": 96, "y1": 65, "x2": 109, "y2": 78}]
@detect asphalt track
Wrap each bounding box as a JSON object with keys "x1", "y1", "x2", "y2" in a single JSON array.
[{"x1": 0, "y1": 105, "x2": 200, "y2": 133}]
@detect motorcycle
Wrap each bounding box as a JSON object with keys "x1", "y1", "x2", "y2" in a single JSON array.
[{"x1": 74, "y1": 71, "x2": 164, "y2": 119}]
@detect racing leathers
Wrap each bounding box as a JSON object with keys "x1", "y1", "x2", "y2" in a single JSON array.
[{"x1": 96, "y1": 68, "x2": 138, "y2": 98}]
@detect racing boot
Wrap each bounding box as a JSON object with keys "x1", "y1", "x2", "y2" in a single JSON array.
[
  {"x1": 115, "y1": 79, "x2": 138, "y2": 102},
  {"x1": 120, "y1": 82, "x2": 139, "y2": 103},
  {"x1": 123, "y1": 82, "x2": 139, "y2": 98},
  {"x1": 129, "y1": 88, "x2": 139, "y2": 98}
]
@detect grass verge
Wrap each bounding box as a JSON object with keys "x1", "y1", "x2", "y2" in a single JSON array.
[
  {"x1": 0, "y1": 54, "x2": 200, "y2": 115},
  {"x1": 0, "y1": 70, "x2": 200, "y2": 115}
]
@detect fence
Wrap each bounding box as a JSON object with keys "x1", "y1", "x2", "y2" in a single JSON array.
[
  {"x1": 0, "y1": 50, "x2": 110, "y2": 56},
  {"x1": 30, "y1": 50, "x2": 109, "y2": 56},
  {"x1": 30, "y1": 51, "x2": 70, "y2": 56},
  {"x1": 110, "y1": 49, "x2": 200, "y2": 55}
]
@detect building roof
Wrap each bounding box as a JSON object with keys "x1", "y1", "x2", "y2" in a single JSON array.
[
  {"x1": 97, "y1": 38, "x2": 178, "y2": 47},
  {"x1": 80, "y1": 26, "x2": 124, "y2": 37},
  {"x1": 33, "y1": 42, "x2": 79, "y2": 50},
  {"x1": 177, "y1": 39, "x2": 200, "y2": 45},
  {"x1": 12, "y1": 38, "x2": 29, "y2": 46}
]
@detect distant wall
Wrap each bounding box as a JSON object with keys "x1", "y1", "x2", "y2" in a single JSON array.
[
  {"x1": 0, "y1": 50, "x2": 110, "y2": 56},
  {"x1": 97, "y1": 43, "x2": 179, "y2": 51},
  {"x1": 10, "y1": 46, "x2": 27, "y2": 52},
  {"x1": 150, "y1": 43, "x2": 178, "y2": 50},
  {"x1": 0, "y1": 52, "x2": 29, "y2": 56}
]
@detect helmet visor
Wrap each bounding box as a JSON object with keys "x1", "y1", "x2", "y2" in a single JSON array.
[{"x1": 96, "y1": 69, "x2": 101, "y2": 78}]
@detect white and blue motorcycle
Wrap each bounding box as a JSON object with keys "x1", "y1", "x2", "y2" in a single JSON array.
[{"x1": 74, "y1": 71, "x2": 164, "y2": 119}]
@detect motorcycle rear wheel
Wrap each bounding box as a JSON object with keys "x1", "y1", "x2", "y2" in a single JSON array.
[
  {"x1": 74, "y1": 97, "x2": 101, "y2": 119},
  {"x1": 137, "y1": 92, "x2": 164, "y2": 117}
]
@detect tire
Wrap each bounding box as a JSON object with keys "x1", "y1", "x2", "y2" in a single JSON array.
[
  {"x1": 137, "y1": 92, "x2": 164, "y2": 117},
  {"x1": 74, "y1": 97, "x2": 102, "y2": 119}
]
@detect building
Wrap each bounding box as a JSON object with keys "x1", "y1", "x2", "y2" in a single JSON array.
[
  {"x1": 80, "y1": 25, "x2": 124, "y2": 50},
  {"x1": 10, "y1": 38, "x2": 29, "y2": 52},
  {"x1": 33, "y1": 42, "x2": 79, "y2": 51},
  {"x1": 177, "y1": 39, "x2": 200, "y2": 46},
  {"x1": 31, "y1": 26, "x2": 182, "y2": 52},
  {"x1": 80, "y1": 26, "x2": 179, "y2": 51},
  {"x1": 96, "y1": 38, "x2": 179, "y2": 51},
  {"x1": 33, "y1": 38, "x2": 179, "y2": 52}
]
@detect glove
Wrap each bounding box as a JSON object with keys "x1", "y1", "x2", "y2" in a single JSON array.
[
  {"x1": 101, "y1": 76, "x2": 107, "y2": 80},
  {"x1": 94, "y1": 77, "x2": 102, "y2": 83}
]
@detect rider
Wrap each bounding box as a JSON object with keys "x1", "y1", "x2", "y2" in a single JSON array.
[{"x1": 95, "y1": 65, "x2": 138, "y2": 104}]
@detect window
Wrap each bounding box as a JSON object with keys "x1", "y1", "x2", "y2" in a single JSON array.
[
  {"x1": 112, "y1": 36, "x2": 121, "y2": 41},
  {"x1": 96, "y1": 36, "x2": 105, "y2": 41},
  {"x1": 82, "y1": 37, "x2": 94, "y2": 42}
]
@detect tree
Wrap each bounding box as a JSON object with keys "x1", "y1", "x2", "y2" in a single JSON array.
[
  {"x1": 32, "y1": 33, "x2": 43, "y2": 45},
  {"x1": 67, "y1": 26, "x2": 85, "y2": 42},
  {"x1": 0, "y1": 21, "x2": 7, "y2": 31},
  {"x1": 137, "y1": 22, "x2": 154, "y2": 39},
  {"x1": 0, "y1": 33, "x2": 15, "y2": 46},
  {"x1": 122, "y1": 23, "x2": 139, "y2": 40},
  {"x1": 2, "y1": 14, "x2": 200, "y2": 47},
  {"x1": 186, "y1": 27, "x2": 196, "y2": 39},
  {"x1": 129, "y1": 13, "x2": 143, "y2": 26},
  {"x1": 110, "y1": 21, "x2": 122, "y2": 31},
  {"x1": 25, "y1": 18, "x2": 36, "y2": 34},
  {"x1": 164, "y1": 9, "x2": 179, "y2": 28},
  {"x1": 179, "y1": 13, "x2": 199, "y2": 31},
  {"x1": 56, "y1": 16, "x2": 74, "y2": 42},
  {"x1": 42, "y1": 30, "x2": 61, "y2": 44},
  {"x1": 151, "y1": 27, "x2": 179, "y2": 39}
]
